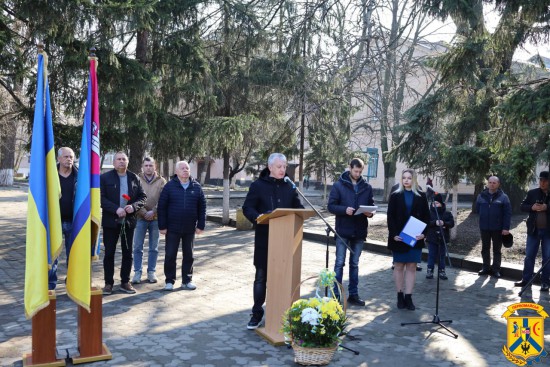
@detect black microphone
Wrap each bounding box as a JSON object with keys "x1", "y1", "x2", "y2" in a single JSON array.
[{"x1": 284, "y1": 176, "x2": 296, "y2": 189}]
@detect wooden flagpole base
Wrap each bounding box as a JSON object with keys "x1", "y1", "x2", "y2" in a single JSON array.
[
  {"x1": 22, "y1": 291, "x2": 66, "y2": 367},
  {"x1": 72, "y1": 287, "x2": 111, "y2": 364}
]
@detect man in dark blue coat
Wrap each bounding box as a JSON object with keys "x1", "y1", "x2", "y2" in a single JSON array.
[
  {"x1": 158, "y1": 160, "x2": 206, "y2": 291},
  {"x1": 328, "y1": 158, "x2": 374, "y2": 306},
  {"x1": 242, "y1": 153, "x2": 303, "y2": 329},
  {"x1": 475, "y1": 176, "x2": 511, "y2": 278}
]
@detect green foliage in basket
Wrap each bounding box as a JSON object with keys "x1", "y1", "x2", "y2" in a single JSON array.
[{"x1": 282, "y1": 270, "x2": 348, "y2": 348}]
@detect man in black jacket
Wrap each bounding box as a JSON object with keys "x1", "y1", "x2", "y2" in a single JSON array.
[
  {"x1": 514, "y1": 171, "x2": 550, "y2": 290},
  {"x1": 48, "y1": 147, "x2": 78, "y2": 290},
  {"x1": 157, "y1": 160, "x2": 206, "y2": 291},
  {"x1": 328, "y1": 158, "x2": 374, "y2": 306},
  {"x1": 100, "y1": 152, "x2": 146, "y2": 295},
  {"x1": 242, "y1": 153, "x2": 303, "y2": 329}
]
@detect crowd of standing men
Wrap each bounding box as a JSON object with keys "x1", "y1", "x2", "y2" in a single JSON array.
[{"x1": 48, "y1": 147, "x2": 550, "y2": 330}]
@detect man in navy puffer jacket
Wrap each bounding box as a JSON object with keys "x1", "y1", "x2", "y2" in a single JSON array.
[
  {"x1": 328, "y1": 158, "x2": 374, "y2": 306},
  {"x1": 158, "y1": 161, "x2": 206, "y2": 291},
  {"x1": 475, "y1": 176, "x2": 511, "y2": 278}
]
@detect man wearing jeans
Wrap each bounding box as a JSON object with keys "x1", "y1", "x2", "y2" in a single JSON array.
[
  {"x1": 48, "y1": 147, "x2": 78, "y2": 290},
  {"x1": 328, "y1": 158, "x2": 374, "y2": 306},
  {"x1": 132, "y1": 157, "x2": 166, "y2": 284},
  {"x1": 515, "y1": 171, "x2": 550, "y2": 290}
]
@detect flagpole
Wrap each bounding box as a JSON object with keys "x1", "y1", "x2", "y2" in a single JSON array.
[
  {"x1": 23, "y1": 42, "x2": 66, "y2": 367},
  {"x1": 73, "y1": 46, "x2": 112, "y2": 365}
]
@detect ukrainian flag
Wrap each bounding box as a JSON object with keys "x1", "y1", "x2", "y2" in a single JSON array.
[
  {"x1": 67, "y1": 57, "x2": 101, "y2": 310},
  {"x1": 24, "y1": 52, "x2": 62, "y2": 319}
]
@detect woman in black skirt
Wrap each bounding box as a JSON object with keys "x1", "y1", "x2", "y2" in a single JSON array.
[{"x1": 387, "y1": 169, "x2": 430, "y2": 310}]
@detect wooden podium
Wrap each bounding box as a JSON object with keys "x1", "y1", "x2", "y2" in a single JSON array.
[{"x1": 255, "y1": 208, "x2": 315, "y2": 345}]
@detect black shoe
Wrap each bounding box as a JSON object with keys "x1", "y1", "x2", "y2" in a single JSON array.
[
  {"x1": 492, "y1": 271, "x2": 501, "y2": 278},
  {"x1": 416, "y1": 265, "x2": 423, "y2": 271},
  {"x1": 541, "y1": 283, "x2": 549, "y2": 292},
  {"x1": 514, "y1": 280, "x2": 529, "y2": 287},
  {"x1": 347, "y1": 295, "x2": 366, "y2": 307},
  {"x1": 404, "y1": 294, "x2": 415, "y2": 311},
  {"x1": 247, "y1": 313, "x2": 263, "y2": 330},
  {"x1": 397, "y1": 292, "x2": 405, "y2": 309},
  {"x1": 478, "y1": 269, "x2": 492, "y2": 276}
]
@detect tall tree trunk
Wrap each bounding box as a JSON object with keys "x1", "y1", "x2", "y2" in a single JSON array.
[
  {"x1": 222, "y1": 149, "x2": 230, "y2": 224},
  {"x1": 0, "y1": 119, "x2": 16, "y2": 186},
  {"x1": 128, "y1": 29, "x2": 149, "y2": 172}
]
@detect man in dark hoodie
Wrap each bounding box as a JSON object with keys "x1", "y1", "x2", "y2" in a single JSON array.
[
  {"x1": 328, "y1": 158, "x2": 374, "y2": 306},
  {"x1": 242, "y1": 153, "x2": 303, "y2": 330},
  {"x1": 48, "y1": 147, "x2": 78, "y2": 290},
  {"x1": 425, "y1": 193, "x2": 454, "y2": 280},
  {"x1": 475, "y1": 176, "x2": 511, "y2": 278}
]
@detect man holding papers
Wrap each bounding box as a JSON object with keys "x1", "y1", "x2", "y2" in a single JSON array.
[
  {"x1": 387, "y1": 169, "x2": 430, "y2": 311},
  {"x1": 328, "y1": 158, "x2": 375, "y2": 307}
]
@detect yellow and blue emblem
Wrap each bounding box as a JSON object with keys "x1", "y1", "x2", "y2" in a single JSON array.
[{"x1": 502, "y1": 303, "x2": 548, "y2": 366}]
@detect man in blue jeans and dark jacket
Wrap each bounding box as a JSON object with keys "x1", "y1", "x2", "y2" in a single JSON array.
[
  {"x1": 514, "y1": 171, "x2": 550, "y2": 290},
  {"x1": 328, "y1": 158, "x2": 374, "y2": 306}
]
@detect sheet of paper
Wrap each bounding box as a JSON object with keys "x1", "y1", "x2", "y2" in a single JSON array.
[
  {"x1": 399, "y1": 216, "x2": 427, "y2": 247},
  {"x1": 354, "y1": 205, "x2": 378, "y2": 215}
]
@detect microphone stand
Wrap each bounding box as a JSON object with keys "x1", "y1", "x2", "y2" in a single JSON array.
[
  {"x1": 289, "y1": 180, "x2": 360, "y2": 355},
  {"x1": 401, "y1": 196, "x2": 458, "y2": 339},
  {"x1": 518, "y1": 257, "x2": 550, "y2": 296}
]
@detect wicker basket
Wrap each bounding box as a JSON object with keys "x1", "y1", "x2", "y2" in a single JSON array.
[
  {"x1": 292, "y1": 342, "x2": 338, "y2": 366},
  {"x1": 288, "y1": 275, "x2": 345, "y2": 365}
]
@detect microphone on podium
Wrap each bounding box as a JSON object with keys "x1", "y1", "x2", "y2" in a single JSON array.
[{"x1": 283, "y1": 176, "x2": 296, "y2": 189}]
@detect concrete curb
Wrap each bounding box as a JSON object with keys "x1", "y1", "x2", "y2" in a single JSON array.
[{"x1": 207, "y1": 214, "x2": 527, "y2": 284}]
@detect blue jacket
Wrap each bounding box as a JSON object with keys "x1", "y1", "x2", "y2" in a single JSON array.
[
  {"x1": 426, "y1": 203, "x2": 455, "y2": 244},
  {"x1": 328, "y1": 171, "x2": 374, "y2": 240},
  {"x1": 157, "y1": 176, "x2": 206, "y2": 234},
  {"x1": 242, "y1": 167, "x2": 303, "y2": 269},
  {"x1": 476, "y1": 188, "x2": 511, "y2": 231}
]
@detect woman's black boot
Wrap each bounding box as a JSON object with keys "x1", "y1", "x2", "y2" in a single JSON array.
[
  {"x1": 404, "y1": 294, "x2": 415, "y2": 310},
  {"x1": 397, "y1": 292, "x2": 405, "y2": 309}
]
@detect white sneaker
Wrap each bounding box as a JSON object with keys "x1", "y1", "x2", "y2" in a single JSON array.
[
  {"x1": 164, "y1": 283, "x2": 174, "y2": 291},
  {"x1": 147, "y1": 271, "x2": 158, "y2": 283},
  {"x1": 181, "y1": 282, "x2": 197, "y2": 290},
  {"x1": 131, "y1": 272, "x2": 142, "y2": 284}
]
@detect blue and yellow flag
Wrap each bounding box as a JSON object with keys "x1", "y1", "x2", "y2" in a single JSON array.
[
  {"x1": 67, "y1": 57, "x2": 101, "y2": 310},
  {"x1": 24, "y1": 52, "x2": 62, "y2": 319}
]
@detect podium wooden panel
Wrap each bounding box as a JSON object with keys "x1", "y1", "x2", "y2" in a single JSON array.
[
  {"x1": 22, "y1": 291, "x2": 66, "y2": 367},
  {"x1": 255, "y1": 208, "x2": 315, "y2": 345},
  {"x1": 72, "y1": 287, "x2": 111, "y2": 364}
]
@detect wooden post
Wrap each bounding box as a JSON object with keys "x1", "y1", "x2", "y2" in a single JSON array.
[
  {"x1": 72, "y1": 287, "x2": 111, "y2": 364},
  {"x1": 22, "y1": 291, "x2": 66, "y2": 367}
]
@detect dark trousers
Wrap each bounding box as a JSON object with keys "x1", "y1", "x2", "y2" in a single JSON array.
[
  {"x1": 103, "y1": 225, "x2": 134, "y2": 286},
  {"x1": 481, "y1": 230, "x2": 503, "y2": 271},
  {"x1": 252, "y1": 267, "x2": 267, "y2": 316},
  {"x1": 164, "y1": 231, "x2": 195, "y2": 284}
]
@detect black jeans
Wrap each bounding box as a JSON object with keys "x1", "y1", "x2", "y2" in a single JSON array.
[
  {"x1": 164, "y1": 231, "x2": 195, "y2": 284},
  {"x1": 481, "y1": 230, "x2": 503, "y2": 271},
  {"x1": 103, "y1": 225, "x2": 134, "y2": 286},
  {"x1": 252, "y1": 267, "x2": 267, "y2": 316}
]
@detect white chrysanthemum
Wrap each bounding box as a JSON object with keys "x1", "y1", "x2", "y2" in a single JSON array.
[{"x1": 301, "y1": 307, "x2": 320, "y2": 326}]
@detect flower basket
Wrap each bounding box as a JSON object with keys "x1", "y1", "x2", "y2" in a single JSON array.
[
  {"x1": 282, "y1": 269, "x2": 348, "y2": 366},
  {"x1": 292, "y1": 342, "x2": 338, "y2": 366}
]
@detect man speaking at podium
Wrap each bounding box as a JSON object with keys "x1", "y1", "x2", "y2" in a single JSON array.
[{"x1": 243, "y1": 153, "x2": 304, "y2": 330}]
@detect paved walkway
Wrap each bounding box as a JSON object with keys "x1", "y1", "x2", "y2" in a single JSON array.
[{"x1": 1, "y1": 185, "x2": 549, "y2": 367}]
